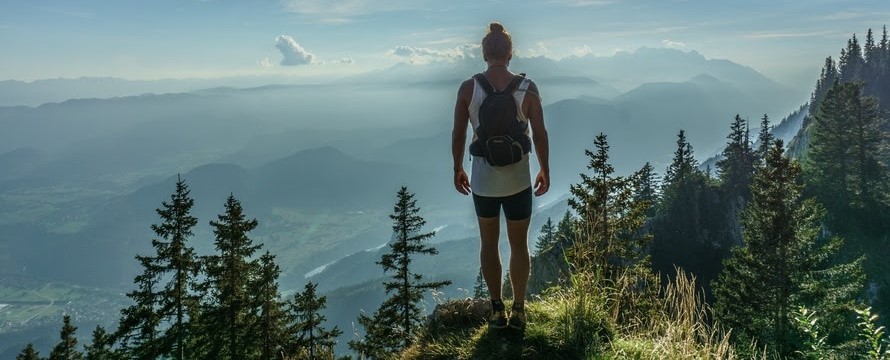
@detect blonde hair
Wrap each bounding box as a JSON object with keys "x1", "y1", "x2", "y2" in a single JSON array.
[{"x1": 482, "y1": 22, "x2": 512, "y2": 61}]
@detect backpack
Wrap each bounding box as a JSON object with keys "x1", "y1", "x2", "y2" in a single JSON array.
[{"x1": 468, "y1": 73, "x2": 532, "y2": 166}]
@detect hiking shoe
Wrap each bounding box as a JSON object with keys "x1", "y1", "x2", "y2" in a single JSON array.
[
  {"x1": 508, "y1": 309, "x2": 527, "y2": 330},
  {"x1": 488, "y1": 309, "x2": 508, "y2": 329}
]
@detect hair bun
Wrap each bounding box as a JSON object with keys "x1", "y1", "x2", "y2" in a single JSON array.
[{"x1": 489, "y1": 22, "x2": 504, "y2": 33}]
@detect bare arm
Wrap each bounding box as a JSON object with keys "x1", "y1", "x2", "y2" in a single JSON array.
[
  {"x1": 525, "y1": 81, "x2": 550, "y2": 196},
  {"x1": 452, "y1": 79, "x2": 473, "y2": 195}
]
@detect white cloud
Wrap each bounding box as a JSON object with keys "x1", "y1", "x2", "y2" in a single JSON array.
[
  {"x1": 388, "y1": 44, "x2": 479, "y2": 64},
  {"x1": 526, "y1": 42, "x2": 550, "y2": 57},
  {"x1": 570, "y1": 45, "x2": 593, "y2": 57},
  {"x1": 549, "y1": 0, "x2": 614, "y2": 7},
  {"x1": 275, "y1": 35, "x2": 316, "y2": 66},
  {"x1": 661, "y1": 39, "x2": 686, "y2": 49},
  {"x1": 333, "y1": 57, "x2": 355, "y2": 65},
  {"x1": 740, "y1": 31, "x2": 838, "y2": 40},
  {"x1": 283, "y1": 0, "x2": 422, "y2": 22},
  {"x1": 257, "y1": 57, "x2": 273, "y2": 68}
]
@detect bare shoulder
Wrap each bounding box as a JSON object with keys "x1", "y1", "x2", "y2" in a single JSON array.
[{"x1": 456, "y1": 78, "x2": 474, "y2": 103}]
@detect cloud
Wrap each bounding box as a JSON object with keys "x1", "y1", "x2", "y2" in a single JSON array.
[
  {"x1": 283, "y1": 0, "x2": 422, "y2": 22},
  {"x1": 740, "y1": 31, "x2": 837, "y2": 40},
  {"x1": 549, "y1": 0, "x2": 614, "y2": 7},
  {"x1": 661, "y1": 39, "x2": 686, "y2": 49},
  {"x1": 526, "y1": 42, "x2": 550, "y2": 57},
  {"x1": 332, "y1": 57, "x2": 355, "y2": 65},
  {"x1": 570, "y1": 45, "x2": 593, "y2": 57},
  {"x1": 257, "y1": 57, "x2": 273, "y2": 68},
  {"x1": 275, "y1": 35, "x2": 316, "y2": 66},
  {"x1": 388, "y1": 44, "x2": 479, "y2": 64}
]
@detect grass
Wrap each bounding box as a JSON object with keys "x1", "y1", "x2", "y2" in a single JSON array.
[{"x1": 402, "y1": 268, "x2": 759, "y2": 360}]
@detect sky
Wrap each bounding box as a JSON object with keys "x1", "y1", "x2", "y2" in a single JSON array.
[{"x1": 1, "y1": 0, "x2": 888, "y2": 88}]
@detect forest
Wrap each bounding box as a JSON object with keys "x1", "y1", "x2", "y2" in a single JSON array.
[{"x1": 16, "y1": 27, "x2": 890, "y2": 359}]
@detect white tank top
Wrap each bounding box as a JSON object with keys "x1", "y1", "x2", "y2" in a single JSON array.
[{"x1": 468, "y1": 75, "x2": 533, "y2": 197}]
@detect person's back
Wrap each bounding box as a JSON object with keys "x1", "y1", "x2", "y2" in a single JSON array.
[{"x1": 451, "y1": 21, "x2": 550, "y2": 331}]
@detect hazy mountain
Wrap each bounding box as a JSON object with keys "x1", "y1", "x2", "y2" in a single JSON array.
[{"x1": 0, "y1": 148, "x2": 46, "y2": 181}]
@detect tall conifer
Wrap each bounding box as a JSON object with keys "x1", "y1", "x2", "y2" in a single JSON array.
[
  {"x1": 199, "y1": 194, "x2": 262, "y2": 360},
  {"x1": 49, "y1": 315, "x2": 82, "y2": 360},
  {"x1": 349, "y1": 187, "x2": 451, "y2": 358},
  {"x1": 289, "y1": 281, "x2": 341, "y2": 359},
  {"x1": 713, "y1": 140, "x2": 864, "y2": 357},
  {"x1": 16, "y1": 344, "x2": 40, "y2": 360}
]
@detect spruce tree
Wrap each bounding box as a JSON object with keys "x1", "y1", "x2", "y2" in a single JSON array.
[
  {"x1": 288, "y1": 281, "x2": 342, "y2": 359},
  {"x1": 49, "y1": 315, "x2": 83, "y2": 360},
  {"x1": 713, "y1": 140, "x2": 865, "y2": 358},
  {"x1": 717, "y1": 115, "x2": 756, "y2": 201},
  {"x1": 150, "y1": 175, "x2": 200, "y2": 360},
  {"x1": 17, "y1": 343, "x2": 40, "y2": 360},
  {"x1": 632, "y1": 162, "x2": 659, "y2": 218},
  {"x1": 568, "y1": 133, "x2": 651, "y2": 274},
  {"x1": 254, "y1": 252, "x2": 288, "y2": 360},
  {"x1": 810, "y1": 57, "x2": 840, "y2": 113},
  {"x1": 805, "y1": 80, "x2": 888, "y2": 222},
  {"x1": 756, "y1": 114, "x2": 773, "y2": 165},
  {"x1": 349, "y1": 187, "x2": 451, "y2": 358},
  {"x1": 534, "y1": 217, "x2": 556, "y2": 255},
  {"x1": 199, "y1": 194, "x2": 262, "y2": 360},
  {"x1": 115, "y1": 254, "x2": 161, "y2": 359},
  {"x1": 472, "y1": 267, "x2": 487, "y2": 299},
  {"x1": 85, "y1": 325, "x2": 119, "y2": 360},
  {"x1": 653, "y1": 130, "x2": 728, "y2": 294},
  {"x1": 555, "y1": 210, "x2": 575, "y2": 249},
  {"x1": 568, "y1": 133, "x2": 656, "y2": 324}
]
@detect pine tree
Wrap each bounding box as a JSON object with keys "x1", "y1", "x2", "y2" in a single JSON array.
[
  {"x1": 756, "y1": 114, "x2": 773, "y2": 165},
  {"x1": 49, "y1": 315, "x2": 83, "y2": 360},
  {"x1": 805, "y1": 81, "x2": 888, "y2": 220},
  {"x1": 17, "y1": 343, "x2": 40, "y2": 360},
  {"x1": 661, "y1": 130, "x2": 699, "y2": 205},
  {"x1": 839, "y1": 34, "x2": 865, "y2": 81},
  {"x1": 534, "y1": 217, "x2": 556, "y2": 255},
  {"x1": 254, "y1": 252, "x2": 288, "y2": 360},
  {"x1": 881, "y1": 25, "x2": 888, "y2": 51},
  {"x1": 472, "y1": 267, "x2": 487, "y2": 299},
  {"x1": 717, "y1": 115, "x2": 756, "y2": 201},
  {"x1": 713, "y1": 140, "x2": 865, "y2": 358},
  {"x1": 85, "y1": 325, "x2": 119, "y2": 360},
  {"x1": 632, "y1": 162, "x2": 659, "y2": 217},
  {"x1": 149, "y1": 175, "x2": 200, "y2": 360},
  {"x1": 555, "y1": 211, "x2": 575, "y2": 248},
  {"x1": 115, "y1": 254, "x2": 161, "y2": 359},
  {"x1": 568, "y1": 133, "x2": 656, "y2": 323},
  {"x1": 568, "y1": 133, "x2": 651, "y2": 274},
  {"x1": 811, "y1": 57, "x2": 840, "y2": 112},
  {"x1": 653, "y1": 130, "x2": 727, "y2": 293},
  {"x1": 199, "y1": 194, "x2": 262, "y2": 360},
  {"x1": 502, "y1": 271, "x2": 513, "y2": 300},
  {"x1": 349, "y1": 187, "x2": 451, "y2": 358},
  {"x1": 288, "y1": 281, "x2": 342, "y2": 360},
  {"x1": 865, "y1": 28, "x2": 878, "y2": 64}
]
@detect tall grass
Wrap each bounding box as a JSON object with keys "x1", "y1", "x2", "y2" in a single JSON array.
[
  {"x1": 402, "y1": 267, "x2": 764, "y2": 359},
  {"x1": 608, "y1": 267, "x2": 761, "y2": 359}
]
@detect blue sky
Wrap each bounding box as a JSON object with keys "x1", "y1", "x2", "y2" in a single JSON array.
[{"x1": 1, "y1": 0, "x2": 888, "y2": 87}]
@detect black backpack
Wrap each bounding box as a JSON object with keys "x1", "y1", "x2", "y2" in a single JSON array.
[{"x1": 469, "y1": 73, "x2": 532, "y2": 166}]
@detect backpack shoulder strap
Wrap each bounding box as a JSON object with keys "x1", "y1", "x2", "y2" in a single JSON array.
[
  {"x1": 504, "y1": 73, "x2": 527, "y2": 94},
  {"x1": 473, "y1": 73, "x2": 495, "y2": 95}
]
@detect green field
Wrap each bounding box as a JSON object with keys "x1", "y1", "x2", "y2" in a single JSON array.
[{"x1": 0, "y1": 281, "x2": 125, "y2": 334}]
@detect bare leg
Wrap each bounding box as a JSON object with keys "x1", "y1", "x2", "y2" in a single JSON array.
[
  {"x1": 506, "y1": 217, "x2": 531, "y2": 304},
  {"x1": 477, "y1": 216, "x2": 502, "y2": 300}
]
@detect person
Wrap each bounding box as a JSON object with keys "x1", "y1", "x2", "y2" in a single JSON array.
[{"x1": 451, "y1": 21, "x2": 549, "y2": 331}]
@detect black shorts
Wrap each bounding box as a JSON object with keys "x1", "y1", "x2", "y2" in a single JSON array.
[{"x1": 472, "y1": 187, "x2": 533, "y2": 220}]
